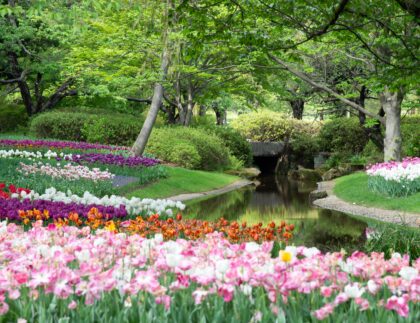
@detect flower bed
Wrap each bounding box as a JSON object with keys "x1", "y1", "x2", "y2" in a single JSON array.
[
  {"x1": 0, "y1": 149, "x2": 160, "y2": 168},
  {"x1": 13, "y1": 187, "x2": 184, "y2": 217},
  {"x1": 67, "y1": 152, "x2": 160, "y2": 167},
  {"x1": 0, "y1": 149, "x2": 72, "y2": 160},
  {"x1": 0, "y1": 223, "x2": 418, "y2": 321},
  {"x1": 366, "y1": 157, "x2": 420, "y2": 197},
  {"x1": 0, "y1": 139, "x2": 126, "y2": 151},
  {"x1": 18, "y1": 162, "x2": 114, "y2": 181}
]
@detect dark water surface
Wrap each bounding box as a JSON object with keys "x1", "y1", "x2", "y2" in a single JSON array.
[{"x1": 184, "y1": 175, "x2": 368, "y2": 251}]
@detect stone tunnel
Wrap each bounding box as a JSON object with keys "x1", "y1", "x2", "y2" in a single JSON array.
[{"x1": 250, "y1": 141, "x2": 285, "y2": 173}]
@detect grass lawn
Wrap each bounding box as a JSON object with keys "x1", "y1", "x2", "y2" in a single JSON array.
[
  {"x1": 127, "y1": 167, "x2": 240, "y2": 199},
  {"x1": 334, "y1": 172, "x2": 420, "y2": 214}
]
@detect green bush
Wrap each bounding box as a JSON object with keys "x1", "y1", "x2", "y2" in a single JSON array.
[
  {"x1": 0, "y1": 103, "x2": 29, "y2": 133},
  {"x1": 30, "y1": 111, "x2": 145, "y2": 146},
  {"x1": 318, "y1": 117, "x2": 368, "y2": 156},
  {"x1": 82, "y1": 115, "x2": 143, "y2": 146},
  {"x1": 146, "y1": 127, "x2": 231, "y2": 170},
  {"x1": 198, "y1": 125, "x2": 252, "y2": 167},
  {"x1": 231, "y1": 111, "x2": 293, "y2": 142},
  {"x1": 401, "y1": 115, "x2": 420, "y2": 157},
  {"x1": 30, "y1": 112, "x2": 88, "y2": 141}
]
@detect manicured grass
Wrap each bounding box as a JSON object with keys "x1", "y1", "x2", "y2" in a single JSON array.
[
  {"x1": 334, "y1": 172, "x2": 420, "y2": 213},
  {"x1": 128, "y1": 167, "x2": 239, "y2": 199}
]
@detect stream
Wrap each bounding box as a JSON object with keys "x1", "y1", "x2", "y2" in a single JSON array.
[{"x1": 184, "y1": 175, "x2": 369, "y2": 252}]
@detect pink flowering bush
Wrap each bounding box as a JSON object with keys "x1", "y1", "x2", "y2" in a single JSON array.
[
  {"x1": 366, "y1": 157, "x2": 420, "y2": 197},
  {"x1": 0, "y1": 221, "x2": 418, "y2": 322}
]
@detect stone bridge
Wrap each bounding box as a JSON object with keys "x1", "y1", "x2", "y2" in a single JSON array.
[{"x1": 250, "y1": 141, "x2": 285, "y2": 157}]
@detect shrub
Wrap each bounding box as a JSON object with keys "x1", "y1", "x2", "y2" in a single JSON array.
[
  {"x1": 30, "y1": 112, "x2": 88, "y2": 141},
  {"x1": 318, "y1": 117, "x2": 368, "y2": 156},
  {"x1": 198, "y1": 125, "x2": 252, "y2": 166},
  {"x1": 30, "y1": 111, "x2": 145, "y2": 146},
  {"x1": 401, "y1": 115, "x2": 420, "y2": 157},
  {"x1": 231, "y1": 111, "x2": 293, "y2": 142},
  {"x1": 82, "y1": 115, "x2": 143, "y2": 146},
  {"x1": 0, "y1": 103, "x2": 28, "y2": 133},
  {"x1": 146, "y1": 127, "x2": 231, "y2": 170}
]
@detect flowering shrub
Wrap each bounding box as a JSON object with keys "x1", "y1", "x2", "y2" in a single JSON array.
[
  {"x1": 0, "y1": 139, "x2": 126, "y2": 151},
  {"x1": 366, "y1": 157, "x2": 420, "y2": 197},
  {"x1": 13, "y1": 187, "x2": 184, "y2": 217},
  {"x1": 18, "y1": 162, "x2": 115, "y2": 181},
  {"x1": 0, "y1": 223, "x2": 418, "y2": 321}
]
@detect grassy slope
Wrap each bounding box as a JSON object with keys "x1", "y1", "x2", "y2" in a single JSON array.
[
  {"x1": 334, "y1": 172, "x2": 420, "y2": 214},
  {"x1": 127, "y1": 167, "x2": 239, "y2": 199}
]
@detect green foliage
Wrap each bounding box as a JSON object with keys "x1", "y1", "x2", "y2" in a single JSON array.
[
  {"x1": 146, "y1": 127, "x2": 231, "y2": 171},
  {"x1": 198, "y1": 124, "x2": 253, "y2": 167},
  {"x1": 30, "y1": 112, "x2": 87, "y2": 141},
  {"x1": 0, "y1": 103, "x2": 28, "y2": 133},
  {"x1": 82, "y1": 115, "x2": 143, "y2": 146},
  {"x1": 401, "y1": 115, "x2": 420, "y2": 157},
  {"x1": 231, "y1": 111, "x2": 293, "y2": 142},
  {"x1": 368, "y1": 176, "x2": 420, "y2": 198},
  {"x1": 365, "y1": 224, "x2": 420, "y2": 260},
  {"x1": 318, "y1": 117, "x2": 368, "y2": 156},
  {"x1": 30, "y1": 111, "x2": 145, "y2": 146},
  {"x1": 290, "y1": 132, "x2": 320, "y2": 167}
]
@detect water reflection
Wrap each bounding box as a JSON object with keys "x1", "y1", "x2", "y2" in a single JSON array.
[{"x1": 184, "y1": 175, "x2": 368, "y2": 251}]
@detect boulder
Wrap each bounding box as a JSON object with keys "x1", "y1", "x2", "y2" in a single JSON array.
[
  {"x1": 288, "y1": 166, "x2": 322, "y2": 182},
  {"x1": 226, "y1": 167, "x2": 261, "y2": 179},
  {"x1": 309, "y1": 190, "x2": 328, "y2": 202},
  {"x1": 322, "y1": 166, "x2": 352, "y2": 181}
]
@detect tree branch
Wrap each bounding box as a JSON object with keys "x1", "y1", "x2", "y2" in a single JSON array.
[{"x1": 268, "y1": 53, "x2": 385, "y2": 125}]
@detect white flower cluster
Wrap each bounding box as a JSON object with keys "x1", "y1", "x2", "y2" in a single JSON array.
[
  {"x1": 18, "y1": 162, "x2": 114, "y2": 181},
  {"x1": 0, "y1": 149, "x2": 72, "y2": 160},
  {"x1": 15, "y1": 187, "x2": 186, "y2": 216},
  {"x1": 366, "y1": 162, "x2": 420, "y2": 182}
]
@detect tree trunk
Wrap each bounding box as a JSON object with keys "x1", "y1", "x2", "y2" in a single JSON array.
[
  {"x1": 355, "y1": 86, "x2": 384, "y2": 151},
  {"x1": 380, "y1": 88, "x2": 403, "y2": 161},
  {"x1": 214, "y1": 108, "x2": 226, "y2": 125},
  {"x1": 199, "y1": 105, "x2": 206, "y2": 116},
  {"x1": 131, "y1": 49, "x2": 170, "y2": 156},
  {"x1": 289, "y1": 98, "x2": 304, "y2": 119},
  {"x1": 184, "y1": 81, "x2": 194, "y2": 126}
]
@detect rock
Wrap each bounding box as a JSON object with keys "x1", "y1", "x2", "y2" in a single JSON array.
[
  {"x1": 226, "y1": 167, "x2": 261, "y2": 179},
  {"x1": 322, "y1": 166, "x2": 352, "y2": 181},
  {"x1": 288, "y1": 166, "x2": 322, "y2": 182},
  {"x1": 309, "y1": 190, "x2": 328, "y2": 202}
]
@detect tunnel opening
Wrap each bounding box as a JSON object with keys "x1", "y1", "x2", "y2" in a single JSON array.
[{"x1": 253, "y1": 156, "x2": 279, "y2": 174}]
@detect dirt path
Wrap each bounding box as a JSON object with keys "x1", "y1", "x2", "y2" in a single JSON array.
[
  {"x1": 167, "y1": 179, "x2": 253, "y2": 202},
  {"x1": 312, "y1": 181, "x2": 420, "y2": 227}
]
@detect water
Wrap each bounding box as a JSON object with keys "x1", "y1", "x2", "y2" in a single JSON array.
[{"x1": 184, "y1": 175, "x2": 368, "y2": 251}]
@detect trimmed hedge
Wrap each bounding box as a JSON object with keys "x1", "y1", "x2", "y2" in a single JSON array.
[
  {"x1": 30, "y1": 111, "x2": 144, "y2": 146},
  {"x1": 146, "y1": 127, "x2": 231, "y2": 171},
  {"x1": 0, "y1": 104, "x2": 28, "y2": 133}
]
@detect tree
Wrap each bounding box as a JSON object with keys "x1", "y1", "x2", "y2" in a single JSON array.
[{"x1": 0, "y1": 0, "x2": 79, "y2": 115}]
